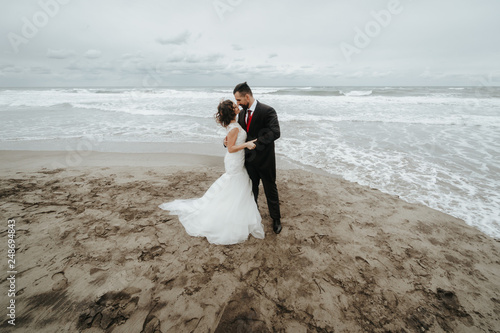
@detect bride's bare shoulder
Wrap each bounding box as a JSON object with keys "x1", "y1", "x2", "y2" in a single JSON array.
[
  {"x1": 227, "y1": 122, "x2": 240, "y2": 129},
  {"x1": 226, "y1": 124, "x2": 239, "y2": 134}
]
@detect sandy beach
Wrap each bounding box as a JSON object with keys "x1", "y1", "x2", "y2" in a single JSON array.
[{"x1": 1, "y1": 150, "x2": 499, "y2": 332}]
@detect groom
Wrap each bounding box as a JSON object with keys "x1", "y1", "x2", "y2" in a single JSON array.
[{"x1": 233, "y1": 82, "x2": 282, "y2": 234}]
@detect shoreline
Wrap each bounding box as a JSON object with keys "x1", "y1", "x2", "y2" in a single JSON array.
[
  {"x1": 0, "y1": 150, "x2": 499, "y2": 331},
  {"x1": 0, "y1": 148, "x2": 332, "y2": 176}
]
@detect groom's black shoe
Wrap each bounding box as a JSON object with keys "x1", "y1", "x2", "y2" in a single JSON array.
[{"x1": 273, "y1": 219, "x2": 282, "y2": 234}]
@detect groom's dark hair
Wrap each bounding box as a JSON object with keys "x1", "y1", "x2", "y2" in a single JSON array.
[{"x1": 233, "y1": 82, "x2": 253, "y2": 96}]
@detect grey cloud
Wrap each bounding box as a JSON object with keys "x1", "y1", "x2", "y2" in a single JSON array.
[
  {"x1": 372, "y1": 71, "x2": 392, "y2": 78},
  {"x1": 419, "y1": 68, "x2": 448, "y2": 80},
  {"x1": 84, "y1": 49, "x2": 102, "y2": 59},
  {"x1": 65, "y1": 61, "x2": 81, "y2": 71},
  {"x1": 162, "y1": 53, "x2": 224, "y2": 65},
  {"x1": 121, "y1": 52, "x2": 145, "y2": 60},
  {"x1": 169, "y1": 54, "x2": 224, "y2": 64},
  {"x1": 165, "y1": 56, "x2": 185, "y2": 63},
  {"x1": 255, "y1": 64, "x2": 275, "y2": 69},
  {"x1": 0, "y1": 65, "x2": 23, "y2": 73},
  {"x1": 156, "y1": 31, "x2": 191, "y2": 45},
  {"x1": 153, "y1": 60, "x2": 229, "y2": 77},
  {"x1": 345, "y1": 71, "x2": 364, "y2": 79},
  {"x1": 187, "y1": 54, "x2": 223, "y2": 63},
  {"x1": 46, "y1": 49, "x2": 76, "y2": 59},
  {"x1": 66, "y1": 60, "x2": 115, "y2": 73},
  {"x1": 30, "y1": 66, "x2": 51, "y2": 74}
]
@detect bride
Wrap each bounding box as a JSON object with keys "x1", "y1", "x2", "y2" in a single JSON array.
[{"x1": 158, "y1": 100, "x2": 265, "y2": 245}]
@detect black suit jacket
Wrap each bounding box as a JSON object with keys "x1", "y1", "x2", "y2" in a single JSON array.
[{"x1": 238, "y1": 101, "x2": 280, "y2": 169}]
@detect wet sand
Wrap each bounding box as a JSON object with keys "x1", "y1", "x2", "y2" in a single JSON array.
[{"x1": 0, "y1": 150, "x2": 499, "y2": 332}]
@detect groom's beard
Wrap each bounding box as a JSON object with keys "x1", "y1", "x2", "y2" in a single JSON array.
[{"x1": 240, "y1": 104, "x2": 249, "y2": 112}]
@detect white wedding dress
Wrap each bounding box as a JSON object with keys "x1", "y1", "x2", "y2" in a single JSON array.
[{"x1": 158, "y1": 122, "x2": 265, "y2": 245}]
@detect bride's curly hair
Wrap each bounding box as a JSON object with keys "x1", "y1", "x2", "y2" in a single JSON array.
[{"x1": 215, "y1": 99, "x2": 236, "y2": 127}]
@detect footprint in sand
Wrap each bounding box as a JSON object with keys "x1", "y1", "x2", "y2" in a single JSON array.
[
  {"x1": 355, "y1": 256, "x2": 370, "y2": 268},
  {"x1": 51, "y1": 272, "x2": 68, "y2": 291},
  {"x1": 78, "y1": 288, "x2": 141, "y2": 331},
  {"x1": 95, "y1": 224, "x2": 108, "y2": 237},
  {"x1": 214, "y1": 290, "x2": 269, "y2": 333},
  {"x1": 142, "y1": 314, "x2": 161, "y2": 333}
]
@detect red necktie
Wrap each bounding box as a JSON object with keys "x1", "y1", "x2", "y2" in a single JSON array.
[{"x1": 246, "y1": 110, "x2": 253, "y2": 131}]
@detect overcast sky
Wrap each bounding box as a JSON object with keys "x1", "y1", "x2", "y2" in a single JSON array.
[{"x1": 1, "y1": 0, "x2": 499, "y2": 87}]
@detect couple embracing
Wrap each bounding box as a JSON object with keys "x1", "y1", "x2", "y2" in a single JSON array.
[{"x1": 159, "y1": 82, "x2": 282, "y2": 245}]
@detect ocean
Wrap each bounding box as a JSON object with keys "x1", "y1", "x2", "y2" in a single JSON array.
[{"x1": 1, "y1": 86, "x2": 499, "y2": 239}]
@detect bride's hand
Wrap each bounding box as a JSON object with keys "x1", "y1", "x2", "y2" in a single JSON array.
[{"x1": 246, "y1": 139, "x2": 257, "y2": 150}]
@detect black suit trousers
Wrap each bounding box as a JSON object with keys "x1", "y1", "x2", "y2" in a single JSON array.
[{"x1": 245, "y1": 162, "x2": 281, "y2": 220}]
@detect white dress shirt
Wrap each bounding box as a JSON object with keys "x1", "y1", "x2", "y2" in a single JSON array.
[{"x1": 246, "y1": 99, "x2": 258, "y2": 123}]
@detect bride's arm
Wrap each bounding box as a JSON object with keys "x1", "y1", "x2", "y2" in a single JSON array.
[{"x1": 227, "y1": 128, "x2": 257, "y2": 153}]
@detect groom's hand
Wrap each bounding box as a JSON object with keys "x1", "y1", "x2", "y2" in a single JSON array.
[{"x1": 223, "y1": 136, "x2": 228, "y2": 147}]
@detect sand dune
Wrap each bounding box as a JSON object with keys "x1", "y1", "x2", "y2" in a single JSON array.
[{"x1": 0, "y1": 150, "x2": 499, "y2": 332}]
